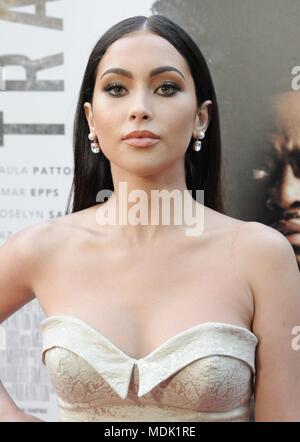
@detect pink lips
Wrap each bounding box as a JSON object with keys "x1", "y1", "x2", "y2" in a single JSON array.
[
  {"x1": 122, "y1": 130, "x2": 160, "y2": 148},
  {"x1": 122, "y1": 130, "x2": 160, "y2": 140},
  {"x1": 123, "y1": 138, "x2": 160, "y2": 147}
]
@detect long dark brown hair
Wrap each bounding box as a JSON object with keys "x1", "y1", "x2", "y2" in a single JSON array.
[{"x1": 65, "y1": 15, "x2": 225, "y2": 215}]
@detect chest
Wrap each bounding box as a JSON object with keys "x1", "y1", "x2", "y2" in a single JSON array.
[{"x1": 35, "y1": 229, "x2": 253, "y2": 359}]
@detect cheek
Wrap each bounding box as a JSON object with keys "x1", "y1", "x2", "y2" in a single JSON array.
[
  {"x1": 164, "y1": 90, "x2": 196, "y2": 125},
  {"x1": 92, "y1": 99, "x2": 122, "y2": 136},
  {"x1": 164, "y1": 101, "x2": 195, "y2": 145}
]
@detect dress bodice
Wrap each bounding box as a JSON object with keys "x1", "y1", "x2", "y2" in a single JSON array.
[{"x1": 40, "y1": 315, "x2": 258, "y2": 422}]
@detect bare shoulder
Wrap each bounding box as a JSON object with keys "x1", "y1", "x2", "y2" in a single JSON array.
[
  {"x1": 205, "y1": 210, "x2": 298, "y2": 291},
  {"x1": 4, "y1": 204, "x2": 113, "y2": 263},
  {"x1": 238, "y1": 220, "x2": 293, "y2": 244},
  {"x1": 203, "y1": 205, "x2": 247, "y2": 234},
  {"x1": 3, "y1": 214, "x2": 81, "y2": 258},
  {"x1": 233, "y1": 220, "x2": 299, "y2": 298},
  {"x1": 3, "y1": 220, "x2": 54, "y2": 252},
  {"x1": 237, "y1": 220, "x2": 296, "y2": 262}
]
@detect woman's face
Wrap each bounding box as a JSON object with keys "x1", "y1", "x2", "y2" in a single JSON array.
[{"x1": 84, "y1": 30, "x2": 211, "y2": 177}]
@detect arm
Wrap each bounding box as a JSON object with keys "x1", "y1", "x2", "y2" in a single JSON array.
[
  {"x1": 0, "y1": 224, "x2": 46, "y2": 421},
  {"x1": 239, "y1": 221, "x2": 300, "y2": 421},
  {"x1": 0, "y1": 381, "x2": 20, "y2": 417}
]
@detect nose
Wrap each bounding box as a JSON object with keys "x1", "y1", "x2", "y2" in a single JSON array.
[
  {"x1": 128, "y1": 91, "x2": 154, "y2": 121},
  {"x1": 269, "y1": 163, "x2": 300, "y2": 210}
]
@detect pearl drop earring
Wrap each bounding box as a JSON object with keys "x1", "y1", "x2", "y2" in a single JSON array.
[
  {"x1": 88, "y1": 132, "x2": 101, "y2": 153},
  {"x1": 193, "y1": 128, "x2": 205, "y2": 152}
]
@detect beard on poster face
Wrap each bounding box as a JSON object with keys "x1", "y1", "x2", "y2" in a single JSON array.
[
  {"x1": 280, "y1": 219, "x2": 300, "y2": 247},
  {"x1": 270, "y1": 212, "x2": 300, "y2": 268}
]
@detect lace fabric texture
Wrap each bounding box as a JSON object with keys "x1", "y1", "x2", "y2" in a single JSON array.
[{"x1": 40, "y1": 315, "x2": 258, "y2": 422}]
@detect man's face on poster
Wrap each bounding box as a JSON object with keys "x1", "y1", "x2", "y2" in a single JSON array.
[{"x1": 266, "y1": 92, "x2": 300, "y2": 269}]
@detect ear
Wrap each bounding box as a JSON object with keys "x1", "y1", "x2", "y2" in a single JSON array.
[
  {"x1": 83, "y1": 101, "x2": 96, "y2": 133},
  {"x1": 193, "y1": 100, "x2": 212, "y2": 139}
]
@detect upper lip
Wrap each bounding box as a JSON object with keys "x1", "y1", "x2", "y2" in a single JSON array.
[{"x1": 122, "y1": 130, "x2": 160, "y2": 140}]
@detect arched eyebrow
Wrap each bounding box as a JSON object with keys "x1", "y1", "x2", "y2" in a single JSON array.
[{"x1": 100, "y1": 65, "x2": 185, "y2": 80}]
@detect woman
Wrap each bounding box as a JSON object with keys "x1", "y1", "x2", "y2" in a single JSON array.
[{"x1": 0, "y1": 15, "x2": 300, "y2": 422}]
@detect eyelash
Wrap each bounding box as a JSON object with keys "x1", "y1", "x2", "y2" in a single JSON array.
[{"x1": 103, "y1": 81, "x2": 182, "y2": 97}]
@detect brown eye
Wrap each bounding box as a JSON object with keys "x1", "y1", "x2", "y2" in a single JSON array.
[
  {"x1": 103, "y1": 81, "x2": 182, "y2": 97},
  {"x1": 156, "y1": 82, "x2": 181, "y2": 96},
  {"x1": 103, "y1": 82, "x2": 126, "y2": 96}
]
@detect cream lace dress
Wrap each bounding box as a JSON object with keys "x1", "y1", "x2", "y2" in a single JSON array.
[{"x1": 40, "y1": 315, "x2": 258, "y2": 422}]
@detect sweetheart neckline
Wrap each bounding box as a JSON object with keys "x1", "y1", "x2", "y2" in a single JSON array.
[{"x1": 40, "y1": 314, "x2": 258, "y2": 363}]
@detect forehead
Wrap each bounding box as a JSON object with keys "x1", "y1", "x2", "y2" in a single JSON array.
[{"x1": 96, "y1": 31, "x2": 190, "y2": 77}]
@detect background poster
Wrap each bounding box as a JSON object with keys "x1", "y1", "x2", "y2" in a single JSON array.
[{"x1": 0, "y1": 0, "x2": 299, "y2": 421}]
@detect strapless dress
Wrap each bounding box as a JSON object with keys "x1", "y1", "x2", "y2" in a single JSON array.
[{"x1": 40, "y1": 315, "x2": 258, "y2": 422}]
